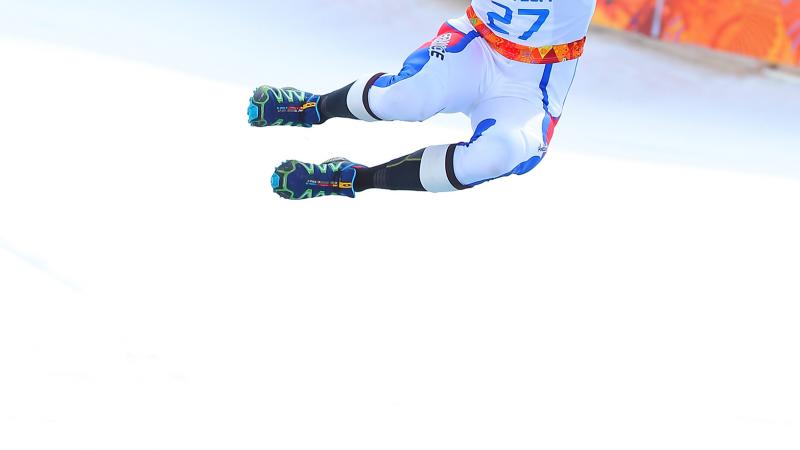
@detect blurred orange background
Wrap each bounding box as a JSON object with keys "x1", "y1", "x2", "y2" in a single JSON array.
[{"x1": 593, "y1": 0, "x2": 800, "y2": 67}]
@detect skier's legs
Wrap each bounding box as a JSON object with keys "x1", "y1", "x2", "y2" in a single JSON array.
[
  {"x1": 355, "y1": 52, "x2": 581, "y2": 194},
  {"x1": 320, "y1": 19, "x2": 486, "y2": 123}
]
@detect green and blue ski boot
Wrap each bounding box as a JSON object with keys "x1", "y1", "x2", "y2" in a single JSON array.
[
  {"x1": 248, "y1": 85, "x2": 321, "y2": 128},
  {"x1": 271, "y1": 158, "x2": 366, "y2": 200}
]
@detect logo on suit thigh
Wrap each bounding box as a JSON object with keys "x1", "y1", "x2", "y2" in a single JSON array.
[{"x1": 429, "y1": 33, "x2": 454, "y2": 60}]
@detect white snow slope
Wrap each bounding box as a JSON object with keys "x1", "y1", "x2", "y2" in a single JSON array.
[{"x1": 1, "y1": 1, "x2": 799, "y2": 450}]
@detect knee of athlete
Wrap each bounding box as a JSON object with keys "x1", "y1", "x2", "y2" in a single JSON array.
[{"x1": 473, "y1": 132, "x2": 530, "y2": 180}]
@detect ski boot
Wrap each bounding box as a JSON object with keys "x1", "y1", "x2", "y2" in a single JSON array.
[
  {"x1": 248, "y1": 85, "x2": 322, "y2": 128},
  {"x1": 271, "y1": 158, "x2": 366, "y2": 200}
]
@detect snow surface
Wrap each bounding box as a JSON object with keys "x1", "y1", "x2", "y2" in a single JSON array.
[{"x1": 1, "y1": 1, "x2": 799, "y2": 449}]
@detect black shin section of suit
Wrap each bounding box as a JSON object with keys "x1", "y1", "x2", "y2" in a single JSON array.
[
  {"x1": 318, "y1": 83, "x2": 357, "y2": 123},
  {"x1": 355, "y1": 150, "x2": 426, "y2": 192}
]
